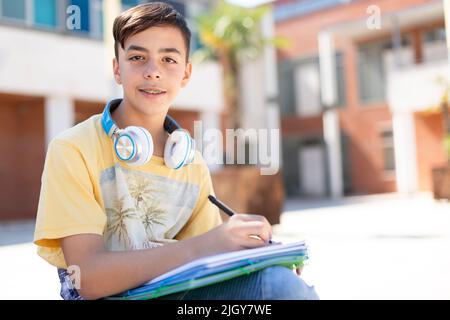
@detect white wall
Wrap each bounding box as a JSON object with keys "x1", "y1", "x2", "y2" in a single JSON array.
[
  {"x1": 44, "y1": 96, "x2": 74, "y2": 146},
  {"x1": 386, "y1": 59, "x2": 449, "y2": 113},
  {"x1": 323, "y1": 109, "x2": 343, "y2": 198},
  {"x1": 385, "y1": 46, "x2": 448, "y2": 195},
  {"x1": 240, "y1": 55, "x2": 266, "y2": 130},
  {"x1": 423, "y1": 42, "x2": 447, "y2": 63},
  {"x1": 0, "y1": 26, "x2": 224, "y2": 112},
  {"x1": 383, "y1": 47, "x2": 415, "y2": 70},
  {"x1": 392, "y1": 111, "x2": 419, "y2": 195},
  {"x1": 174, "y1": 61, "x2": 223, "y2": 112},
  {"x1": 0, "y1": 26, "x2": 113, "y2": 101}
]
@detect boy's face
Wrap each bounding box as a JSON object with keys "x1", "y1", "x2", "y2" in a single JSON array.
[{"x1": 113, "y1": 25, "x2": 192, "y2": 117}]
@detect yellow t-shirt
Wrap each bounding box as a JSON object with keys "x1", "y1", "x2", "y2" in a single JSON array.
[{"x1": 34, "y1": 114, "x2": 222, "y2": 269}]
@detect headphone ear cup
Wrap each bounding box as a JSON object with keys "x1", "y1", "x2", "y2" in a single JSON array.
[
  {"x1": 186, "y1": 138, "x2": 196, "y2": 164},
  {"x1": 123, "y1": 126, "x2": 153, "y2": 166},
  {"x1": 164, "y1": 129, "x2": 193, "y2": 169}
]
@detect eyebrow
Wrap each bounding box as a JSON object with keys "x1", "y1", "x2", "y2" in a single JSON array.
[{"x1": 126, "y1": 45, "x2": 182, "y2": 56}]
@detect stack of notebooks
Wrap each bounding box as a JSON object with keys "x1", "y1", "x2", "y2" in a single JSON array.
[{"x1": 107, "y1": 240, "x2": 309, "y2": 300}]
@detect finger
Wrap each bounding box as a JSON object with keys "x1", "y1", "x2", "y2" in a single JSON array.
[
  {"x1": 241, "y1": 235, "x2": 268, "y2": 249},
  {"x1": 235, "y1": 215, "x2": 272, "y2": 239},
  {"x1": 235, "y1": 222, "x2": 271, "y2": 243}
]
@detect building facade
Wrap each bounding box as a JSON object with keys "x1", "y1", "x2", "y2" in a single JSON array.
[
  {"x1": 0, "y1": 0, "x2": 281, "y2": 221},
  {"x1": 275, "y1": 0, "x2": 448, "y2": 197},
  {"x1": 0, "y1": 0, "x2": 224, "y2": 220}
]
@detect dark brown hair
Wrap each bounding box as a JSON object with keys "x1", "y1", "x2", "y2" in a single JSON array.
[{"x1": 113, "y1": 2, "x2": 191, "y2": 62}]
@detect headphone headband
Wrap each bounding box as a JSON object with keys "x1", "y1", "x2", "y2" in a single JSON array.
[
  {"x1": 101, "y1": 99, "x2": 182, "y2": 137},
  {"x1": 164, "y1": 115, "x2": 182, "y2": 134},
  {"x1": 101, "y1": 99, "x2": 121, "y2": 137}
]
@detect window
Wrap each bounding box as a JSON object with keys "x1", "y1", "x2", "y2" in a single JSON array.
[
  {"x1": 0, "y1": 0, "x2": 102, "y2": 36},
  {"x1": 34, "y1": 0, "x2": 57, "y2": 28},
  {"x1": 358, "y1": 42, "x2": 386, "y2": 103},
  {"x1": 279, "y1": 52, "x2": 345, "y2": 117},
  {"x1": 1, "y1": 0, "x2": 26, "y2": 21},
  {"x1": 423, "y1": 27, "x2": 446, "y2": 43},
  {"x1": 381, "y1": 129, "x2": 395, "y2": 172},
  {"x1": 341, "y1": 132, "x2": 352, "y2": 194},
  {"x1": 89, "y1": 0, "x2": 103, "y2": 38},
  {"x1": 0, "y1": 0, "x2": 58, "y2": 28},
  {"x1": 294, "y1": 57, "x2": 321, "y2": 117},
  {"x1": 282, "y1": 137, "x2": 301, "y2": 195},
  {"x1": 358, "y1": 37, "x2": 411, "y2": 104},
  {"x1": 422, "y1": 26, "x2": 447, "y2": 62},
  {"x1": 334, "y1": 52, "x2": 346, "y2": 108}
]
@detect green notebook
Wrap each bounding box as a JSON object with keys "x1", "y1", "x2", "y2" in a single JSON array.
[{"x1": 107, "y1": 241, "x2": 309, "y2": 300}]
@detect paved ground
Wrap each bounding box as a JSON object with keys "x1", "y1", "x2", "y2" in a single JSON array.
[
  {"x1": 0, "y1": 192, "x2": 449, "y2": 299},
  {"x1": 273, "y1": 192, "x2": 450, "y2": 300}
]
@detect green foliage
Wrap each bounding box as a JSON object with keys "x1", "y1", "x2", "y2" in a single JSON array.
[{"x1": 193, "y1": 1, "x2": 289, "y2": 63}]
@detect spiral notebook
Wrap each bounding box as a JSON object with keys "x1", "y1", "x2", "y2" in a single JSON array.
[{"x1": 106, "y1": 240, "x2": 309, "y2": 300}]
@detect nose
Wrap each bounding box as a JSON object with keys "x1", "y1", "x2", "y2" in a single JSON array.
[{"x1": 143, "y1": 60, "x2": 161, "y2": 79}]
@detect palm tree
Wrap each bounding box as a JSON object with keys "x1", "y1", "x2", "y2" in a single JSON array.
[
  {"x1": 126, "y1": 173, "x2": 167, "y2": 238},
  {"x1": 194, "y1": 1, "x2": 288, "y2": 134},
  {"x1": 193, "y1": 2, "x2": 289, "y2": 223},
  {"x1": 140, "y1": 201, "x2": 167, "y2": 238},
  {"x1": 106, "y1": 195, "x2": 138, "y2": 247},
  {"x1": 126, "y1": 173, "x2": 161, "y2": 208}
]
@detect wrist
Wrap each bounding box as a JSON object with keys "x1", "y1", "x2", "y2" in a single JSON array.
[
  {"x1": 187, "y1": 231, "x2": 217, "y2": 258},
  {"x1": 182, "y1": 233, "x2": 205, "y2": 260}
]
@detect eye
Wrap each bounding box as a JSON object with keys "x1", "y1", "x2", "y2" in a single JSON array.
[
  {"x1": 163, "y1": 57, "x2": 177, "y2": 64},
  {"x1": 129, "y1": 55, "x2": 144, "y2": 61}
]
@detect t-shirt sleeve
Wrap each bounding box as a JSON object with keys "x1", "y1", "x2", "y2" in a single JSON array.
[
  {"x1": 34, "y1": 139, "x2": 106, "y2": 248},
  {"x1": 175, "y1": 153, "x2": 222, "y2": 240}
]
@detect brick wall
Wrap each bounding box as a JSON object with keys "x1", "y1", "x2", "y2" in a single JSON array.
[
  {"x1": 276, "y1": 0, "x2": 438, "y2": 195},
  {"x1": 0, "y1": 93, "x2": 45, "y2": 220},
  {"x1": 414, "y1": 112, "x2": 448, "y2": 191}
]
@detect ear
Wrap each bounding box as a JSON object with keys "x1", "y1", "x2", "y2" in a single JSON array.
[
  {"x1": 180, "y1": 62, "x2": 192, "y2": 88},
  {"x1": 113, "y1": 58, "x2": 122, "y2": 85}
]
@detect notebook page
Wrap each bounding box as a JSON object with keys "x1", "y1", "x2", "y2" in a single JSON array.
[{"x1": 145, "y1": 240, "x2": 307, "y2": 285}]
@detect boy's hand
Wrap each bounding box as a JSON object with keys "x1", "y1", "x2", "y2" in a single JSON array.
[{"x1": 205, "y1": 214, "x2": 272, "y2": 253}]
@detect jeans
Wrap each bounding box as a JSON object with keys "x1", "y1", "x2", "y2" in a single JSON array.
[
  {"x1": 58, "y1": 266, "x2": 319, "y2": 300},
  {"x1": 157, "y1": 266, "x2": 319, "y2": 300}
]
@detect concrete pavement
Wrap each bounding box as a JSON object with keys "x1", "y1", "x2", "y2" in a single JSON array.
[
  {"x1": 273, "y1": 192, "x2": 450, "y2": 299},
  {"x1": 0, "y1": 192, "x2": 449, "y2": 299}
]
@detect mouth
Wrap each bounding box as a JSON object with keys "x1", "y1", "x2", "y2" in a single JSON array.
[{"x1": 138, "y1": 88, "x2": 167, "y2": 97}]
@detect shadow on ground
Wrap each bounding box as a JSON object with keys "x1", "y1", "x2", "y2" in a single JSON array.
[{"x1": 0, "y1": 220, "x2": 35, "y2": 246}]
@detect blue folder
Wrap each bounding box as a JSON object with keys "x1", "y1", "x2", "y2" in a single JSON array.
[{"x1": 107, "y1": 241, "x2": 309, "y2": 300}]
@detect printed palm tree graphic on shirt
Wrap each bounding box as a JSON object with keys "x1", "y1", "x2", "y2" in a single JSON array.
[
  {"x1": 127, "y1": 174, "x2": 161, "y2": 206},
  {"x1": 106, "y1": 195, "x2": 138, "y2": 247},
  {"x1": 126, "y1": 173, "x2": 167, "y2": 239},
  {"x1": 141, "y1": 201, "x2": 166, "y2": 239}
]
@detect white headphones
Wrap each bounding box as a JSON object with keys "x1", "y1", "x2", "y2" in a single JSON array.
[{"x1": 101, "y1": 99, "x2": 196, "y2": 169}]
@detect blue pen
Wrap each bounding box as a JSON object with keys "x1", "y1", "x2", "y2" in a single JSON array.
[{"x1": 208, "y1": 195, "x2": 274, "y2": 245}]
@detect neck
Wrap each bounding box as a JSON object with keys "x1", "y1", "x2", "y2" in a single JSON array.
[{"x1": 112, "y1": 99, "x2": 167, "y2": 157}]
